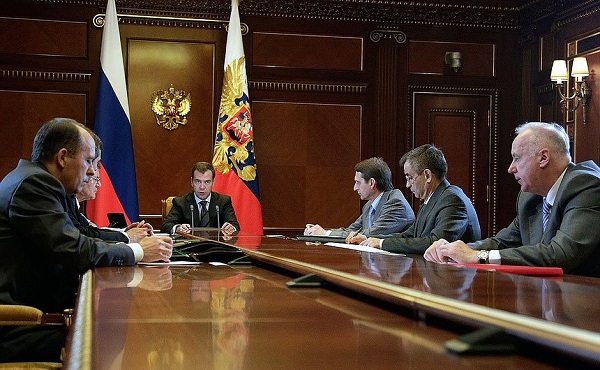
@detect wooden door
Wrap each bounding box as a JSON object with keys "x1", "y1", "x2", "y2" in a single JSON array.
[{"x1": 409, "y1": 88, "x2": 498, "y2": 237}]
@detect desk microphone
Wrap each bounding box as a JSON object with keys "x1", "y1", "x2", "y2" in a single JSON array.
[
  {"x1": 216, "y1": 204, "x2": 221, "y2": 237},
  {"x1": 190, "y1": 204, "x2": 195, "y2": 233}
]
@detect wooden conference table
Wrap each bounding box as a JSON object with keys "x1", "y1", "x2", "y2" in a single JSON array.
[{"x1": 64, "y1": 231, "x2": 600, "y2": 369}]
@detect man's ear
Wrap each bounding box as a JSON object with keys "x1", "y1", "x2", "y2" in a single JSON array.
[
  {"x1": 369, "y1": 178, "x2": 377, "y2": 189},
  {"x1": 423, "y1": 169, "x2": 432, "y2": 183},
  {"x1": 539, "y1": 148, "x2": 550, "y2": 168},
  {"x1": 56, "y1": 148, "x2": 69, "y2": 169}
]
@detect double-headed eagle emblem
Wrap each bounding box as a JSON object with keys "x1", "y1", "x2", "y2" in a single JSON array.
[
  {"x1": 213, "y1": 56, "x2": 257, "y2": 182},
  {"x1": 151, "y1": 85, "x2": 191, "y2": 131}
]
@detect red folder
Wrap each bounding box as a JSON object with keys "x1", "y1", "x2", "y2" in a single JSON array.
[{"x1": 456, "y1": 264, "x2": 563, "y2": 276}]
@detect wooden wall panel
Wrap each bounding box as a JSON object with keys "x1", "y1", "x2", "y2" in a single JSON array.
[
  {"x1": 408, "y1": 41, "x2": 495, "y2": 77},
  {"x1": 0, "y1": 90, "x2": 86, "y2": 176},
  {"x1": 127, "y1": 39, "x2": 217, "y2": 217},
  {"x1": 252, "y1": 101, "x2": 361, "y2": 229},
  {"x1": 569, "y1": 48, "x2": 600, "y2": 164},
  {"x1": 0, "y1": 17, "x2": 87, "y2": 57},
  {"x1": 253, "y1": 32, "x2": 364, "y2": 71},
  {"x1": 412, "y1": 91, "x2": 494, "y2": 237}
]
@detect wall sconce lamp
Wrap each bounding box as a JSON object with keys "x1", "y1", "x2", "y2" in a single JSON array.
[
  {"x1": 445, "y1": 52, "x2": 462, "y2": 73},
  {"x1": 550, "y1": 57, "x2": 592, "y2": 124}
]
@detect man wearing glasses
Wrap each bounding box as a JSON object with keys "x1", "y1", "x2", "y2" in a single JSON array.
[{"x1": 350, "y1": 145, "x2": 481, "y2": 253}]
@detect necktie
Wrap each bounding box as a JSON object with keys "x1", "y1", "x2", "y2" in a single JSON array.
[
  {"x1": 542, "y1": 199, "x2": 552, "y2": 230},
  {"x1": 368, "y1": 207, "x2": 376, "y2": 228},
  {"x1": 199, "y1": 200, "x2": 209, "y2": 227}
]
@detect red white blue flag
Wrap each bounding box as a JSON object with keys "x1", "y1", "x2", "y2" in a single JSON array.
[
  {"x1": 212, "y1": 0, "x2": 263, "y2": 235},
  {"x1": 87, "y1": 0, "x2": 139, "y2": 226}
]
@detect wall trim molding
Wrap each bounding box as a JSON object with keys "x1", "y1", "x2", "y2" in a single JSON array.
[
  {"x1": 31, "y1": 0, "x2": 520, "y2": 29},
  {"x1": 249, "y1": 80, "x2": 367, "y2": 94},
  {"x1": 0, "y1": 69, "x2": 91, "y2": 82}
]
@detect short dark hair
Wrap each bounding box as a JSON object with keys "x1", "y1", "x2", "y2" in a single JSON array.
[
  {"x1": 400, "y1": 144, "x2": 448, "y2": 180},
  {"x1": 355, "y1": 157, "x2": 393, "y2": 192},
  {"x1": 31, "y1": 118, "x2": 89, "y2": 164},
  {"x1": 192, "y1": 161, "x2": 215, "y2": 179}
]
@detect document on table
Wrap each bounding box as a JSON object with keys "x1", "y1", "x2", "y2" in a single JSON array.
[{"x1": 324, "y1": 242, "x2": 400, "y2": 255}]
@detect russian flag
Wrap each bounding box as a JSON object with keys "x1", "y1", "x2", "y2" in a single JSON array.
[
  {"x1": 212, "y1": 0, "x2": 263, "y2": 235},
  {"x1": 87, "y1": 0, "x2": 139, "y2": 226}
]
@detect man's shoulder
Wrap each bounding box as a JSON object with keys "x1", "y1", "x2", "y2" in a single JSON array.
[
  {"x1": 384, "y1": 188, "x2": 406, "y2": 200},
  {"x1": 442, "y1": 183, "x2": 470, "y2": 201},
  {"x1": 1, "y1": 160, "x2": 59, "y2": 194},
  {"x1": 174, "y1": 192, "x2": 194, "y2": 203},
  {"x1": 211, "y1": 191, "x2": 232, "y2": 202},
  {"x1": 571, "y1": 161, "x2": 600, "y2": 178}
]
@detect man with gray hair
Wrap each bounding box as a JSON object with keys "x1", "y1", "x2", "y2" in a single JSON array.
[{"x1": 424, "y1": 122, "x2": 600, "y2": 278}]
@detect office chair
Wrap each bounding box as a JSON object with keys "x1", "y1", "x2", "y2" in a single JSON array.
[
  {"x1": 0, "y1": 305, "x2": 73, "y2": 369},
  {"x1": 161, "y1": 196, "x2": 176, "y2": 219}
]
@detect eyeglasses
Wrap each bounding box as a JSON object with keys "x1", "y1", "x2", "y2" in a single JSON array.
[{"x1": 405, "y1": 171, "x2": 424, "y2": 183}]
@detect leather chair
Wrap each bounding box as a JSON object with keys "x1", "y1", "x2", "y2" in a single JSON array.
[
  {"x1": 0, "y1": 305, "x2": 73, "y2": 369},
  {"x1": 161, "y1": 196, "x2": 176, "y2": 220}
]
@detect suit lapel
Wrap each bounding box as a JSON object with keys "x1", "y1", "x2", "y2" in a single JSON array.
[
  {"x1": 529, "y1": 201, "x2": 544, "y2": 244},
  {"x1": 416, "y1": 181, "x2": 448, "y2": 236}
]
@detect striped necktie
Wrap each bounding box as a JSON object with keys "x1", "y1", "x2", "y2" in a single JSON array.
[
  {"x1": 542, "y1": 199, "x2": 552, "y2": 231},
  {"x1": 199, "y1": 200, "x2": 209, "y2": 227}
]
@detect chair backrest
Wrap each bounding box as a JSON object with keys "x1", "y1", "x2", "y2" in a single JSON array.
[
  {"x1": 0, "y1": 304, "x2": 70, "y2": 368},
  {"x1": 161, "y1": 196, "x2": 176, "y2": 220}
]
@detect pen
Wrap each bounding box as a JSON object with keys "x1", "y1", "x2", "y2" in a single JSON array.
[{"x1": 346, "y1": 227, "x2": 363, "y2": 244}]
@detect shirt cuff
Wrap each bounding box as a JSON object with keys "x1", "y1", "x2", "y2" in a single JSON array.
[
  {"x1": 128, "y1": 243, "x2": 144, "y2": 263},
  {"x1": 121, "y1": 229, "x2": 130, "y2": 242},
  {"x1": 127, "y1": 267, "x2": 144, "y2": 287},
  {"x1": 489, "y1": 250, "x2": 501, "y2": 264},
  {"x1": 171, "y1": 225, "x2": 179, "y2": 234}
]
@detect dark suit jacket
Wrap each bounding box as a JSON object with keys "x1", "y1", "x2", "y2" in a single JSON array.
[
  {"x1": 329, "y1": 189, "x2": 415, "y2": 238},
  {"x1": 160, "y1": 191, "x2": 239, "y2": 233},
  {"x1": 470, "y1": 161, "x2": 600, "y2": 277},
  {"x1": 382, "y1": 180, "x2": 481, "y2": 254},
  {"x1": 67, "y1": 195, "x2": 129, "y2": 242},
  {"x1": 0, "y1": 160, "x2": 135, "y2": 312}
]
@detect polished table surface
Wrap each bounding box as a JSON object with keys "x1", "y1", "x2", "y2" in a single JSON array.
[{"x1": 65, "y1": 232, "x2": 600, "y2": 369}]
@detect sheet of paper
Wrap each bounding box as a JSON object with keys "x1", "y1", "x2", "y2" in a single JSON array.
[
  {"x1": 139, "y1": 261, "x2": 202, "y2": 266},
  {"x1": 324, "y1": 242, "x2": 398, "y2": 255}
]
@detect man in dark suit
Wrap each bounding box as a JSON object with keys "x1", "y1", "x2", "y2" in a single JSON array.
[
  {"x1": 0, "y1": 118, "x2": 173, "y2": 362},
  {"x1": 304, "y1": 157, "x2": 415, "y2": 238},
  {"x1": 353, "y1": 145, "x2": 481, "y2": 253},
  {"x1": 161, "y1": 161, "x2": 239, "y2": 235},
  {"x1": 424, "y1": 122, "x2": 600, "y2": 278}
]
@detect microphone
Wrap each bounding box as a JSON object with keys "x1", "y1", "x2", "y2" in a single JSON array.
[
  {"x1": 190, "y1": 204, "x2": 195, "y2": 233},
  {"x1": 216, "y1": 204, "x2": 221, "y2": 237}
]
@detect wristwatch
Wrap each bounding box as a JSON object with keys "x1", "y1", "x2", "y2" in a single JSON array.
[{"x1": 477, "y1": 250, "x2": 489, "y2": 264}]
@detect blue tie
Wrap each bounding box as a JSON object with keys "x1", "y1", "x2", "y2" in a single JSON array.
[
  {"x1": 542, "y1": 199, "x2": 551, "y2": 230},
  {"x1": 368, "y1": 207, "x2": 376, "y2": 228}
]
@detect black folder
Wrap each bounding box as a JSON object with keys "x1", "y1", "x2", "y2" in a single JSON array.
[{"x1": 171, "y1": 239, "x2": 244, "y2": 263}]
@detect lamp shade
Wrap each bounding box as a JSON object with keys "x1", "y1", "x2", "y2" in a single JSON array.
[
  {"x1": 550, "y1": 60, "x2": 568, "y2": 83},
  {"x1": 571, "y1": 57, "x2": 589, "y2": 81}
]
